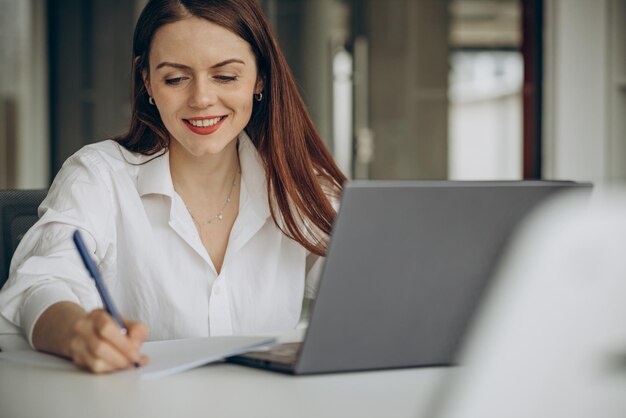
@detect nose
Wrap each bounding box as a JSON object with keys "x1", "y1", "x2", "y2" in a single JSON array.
[{"x1": 188, "y1": 77, "x2": 217, "y2": 109}]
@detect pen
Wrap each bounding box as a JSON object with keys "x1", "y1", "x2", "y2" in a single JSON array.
[{"x1": 72, "y1": 230, "x2": 140, "y2": 368}]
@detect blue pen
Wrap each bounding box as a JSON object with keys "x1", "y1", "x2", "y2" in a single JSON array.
[{"x1": 73, "y1": 230, "x2": 140, "y2": 368}]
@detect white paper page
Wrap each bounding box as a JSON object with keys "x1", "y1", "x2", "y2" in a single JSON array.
[
  {"x1": 134, "y1": 336, "x2": 275, "y2": 379},
  {"x1": 0, "y1": 336, "x2": 275, "y2": 379}
]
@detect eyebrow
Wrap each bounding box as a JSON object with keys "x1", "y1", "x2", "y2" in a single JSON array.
[{"x1": 155, "y1": 58, "x2": 246, "y2": 71}]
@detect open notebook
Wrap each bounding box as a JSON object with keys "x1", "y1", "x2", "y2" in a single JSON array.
[{"x1": 0, "y1": 335, "x2": 275, "y2": 379}]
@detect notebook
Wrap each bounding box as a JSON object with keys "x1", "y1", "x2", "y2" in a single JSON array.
[
  {"x1": 227, "y1": 180, "x2": 591, "y2": 375},
  {"x1": 0, "y1": 336, "x2": 276, "y2": 379}
]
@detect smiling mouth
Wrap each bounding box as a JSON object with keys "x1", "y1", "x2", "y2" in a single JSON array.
[
  {"x1": 184, "y1": 116, "x2": 227, "y2": 127},
  {"x1": 183, "y1": 115, "x2": 228, "y2": 135}
]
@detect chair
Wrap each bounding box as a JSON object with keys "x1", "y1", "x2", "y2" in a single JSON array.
[{"x1": 0, "y1": 189, "x2": 47, "y2": 289}]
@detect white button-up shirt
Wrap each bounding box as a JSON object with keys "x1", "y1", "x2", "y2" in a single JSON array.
[{"x1": 0, "y1": 133, "x2": 323, "y2": 350}]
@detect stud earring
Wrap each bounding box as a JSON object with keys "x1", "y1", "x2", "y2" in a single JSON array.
[
  {"x1": 254, "y1": 92, "x2": 263, "y2": 102},
  {"x1": 148, "y1": 96, "x2": 155, "y2": 105}
]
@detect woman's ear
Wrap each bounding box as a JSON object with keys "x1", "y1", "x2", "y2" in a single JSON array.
[
  {"x1": 254, "y1": 76, "x2": 265, "y2": 95},
  {"x1": 142, "y1": 69, "x2": 152, "y2": 97}
]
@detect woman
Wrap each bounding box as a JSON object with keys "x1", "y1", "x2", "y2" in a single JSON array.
[{"x1": 0, "y1": 0, "x2": 345, "y2": 373}]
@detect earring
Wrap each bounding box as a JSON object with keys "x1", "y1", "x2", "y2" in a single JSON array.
[
  {"x1": 148, "y1": 96, "x2": 155, "y2": 105},
  {"x1": 254, "y1": 92, "x2": 263, "y2": 102}
]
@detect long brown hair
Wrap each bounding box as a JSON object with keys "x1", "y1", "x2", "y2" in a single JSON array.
[{"x1": 116, "y1": 0, "x2": 346, "y2": 256}]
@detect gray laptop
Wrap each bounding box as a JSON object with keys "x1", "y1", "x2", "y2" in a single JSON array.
[{"x1": 228, "y1": 181, "x2": 591, "y2": 375}]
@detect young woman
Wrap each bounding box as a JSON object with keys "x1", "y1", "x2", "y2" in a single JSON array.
[{"x1": 0, "y1": 0, "x2": 345, "y2": 373}]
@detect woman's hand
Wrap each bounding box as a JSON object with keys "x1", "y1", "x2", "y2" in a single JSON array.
[
  {"x1": 67, "y1": 309, "x2": 149, "y2": 373},
  {"x1": 33, "y1": 301, "x2": 149, "y2": 374}
]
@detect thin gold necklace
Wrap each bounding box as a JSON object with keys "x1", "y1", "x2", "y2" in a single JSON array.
[{"x1": 183, "y1": 170, "x2": 240, "y2": 227}]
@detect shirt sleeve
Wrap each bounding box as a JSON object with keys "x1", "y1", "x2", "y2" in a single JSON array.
[
  {"x1": 304, "y1": 252, "x2": 324, "y2": 300},
  {"x1": 0, "y1": 149, "x2": 116, "y2": 348}
]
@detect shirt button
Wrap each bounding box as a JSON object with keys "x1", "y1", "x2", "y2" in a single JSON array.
[{"x1": 213, "y1": 285, "x2": 221, "y2": 295}]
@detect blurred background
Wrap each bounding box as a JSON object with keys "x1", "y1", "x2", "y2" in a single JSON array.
[{"x1": 0, "y1": 0, "x2": 624, "y2": 188}]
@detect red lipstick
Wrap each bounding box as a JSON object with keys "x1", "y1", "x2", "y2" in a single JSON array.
[{"x1": 183, "y1": 116, "x2": 227, "y2": 135}]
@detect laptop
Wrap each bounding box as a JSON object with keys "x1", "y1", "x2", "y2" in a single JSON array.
[{"x1": 227, "y1": 180, "x2": 591, "y2": 375}]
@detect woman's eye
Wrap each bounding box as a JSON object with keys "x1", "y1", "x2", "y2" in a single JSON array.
[
  {"x1": 165, "y1": 77, "x2": 186, "y2": 85},
  {"x1": 214, "y1": 75, "x2": 238, "y2": 83}
]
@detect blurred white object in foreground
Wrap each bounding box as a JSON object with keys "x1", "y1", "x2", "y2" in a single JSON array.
[{"x1": 439, "y1": 187, "x2": 626, "y2": 418}]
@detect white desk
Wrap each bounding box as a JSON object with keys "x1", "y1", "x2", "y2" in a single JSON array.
[{"x1": 0, "y1": 360, "x2": 449, "y2": 418}]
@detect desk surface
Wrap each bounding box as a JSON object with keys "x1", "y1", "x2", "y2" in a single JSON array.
[{"x1": 0, "y1": 360, "x2": 448, "y2": 418}]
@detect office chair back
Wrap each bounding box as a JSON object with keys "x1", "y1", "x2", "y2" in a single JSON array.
[{"x1": 0, "y1": 189, "x2": 47, "y2": 289}]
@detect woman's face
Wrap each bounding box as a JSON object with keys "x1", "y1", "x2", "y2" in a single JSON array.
[{"x1": 144, "y1": 17, "x2": 262, "y2": 158}]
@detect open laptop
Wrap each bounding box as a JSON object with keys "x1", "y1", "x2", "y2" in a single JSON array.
[{"x1": 227, "y1": 181, "x2": 591, "y2": 375}]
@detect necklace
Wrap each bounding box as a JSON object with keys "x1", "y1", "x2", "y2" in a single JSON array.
[{"x1": 183, "y1": 170, "x2": 240, "y2": 227}]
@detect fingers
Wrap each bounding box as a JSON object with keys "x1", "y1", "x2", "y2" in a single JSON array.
[
  {"x1": 126, "y1": 320, "x2": 149, "y2": 346},
  {"x1": 126, "y1": 321, "x2": 150, "y2": 366},
  {"x1": 71, "y1": 335, "x2": 130, "y2": 372},
  {"x1": 68, "y1": 309, "x2": 147, "y2": 374},
  {"x1": 124, "y1": 320, "x2": 149, "y2": 367},
  {"x1": 95, "y1": 313, "x2": 141, "y2": 361}
]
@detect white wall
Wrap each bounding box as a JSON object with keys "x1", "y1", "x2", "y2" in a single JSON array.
[
  {"x1": 449, "y1": 92, "x2": 522, "y2": 180},
  {"x1": 543, "y1": 0, "x2": 626, "y2": 184},
  {"x1": 448, "y1": 51, "x2": 523, "y2": 180}
]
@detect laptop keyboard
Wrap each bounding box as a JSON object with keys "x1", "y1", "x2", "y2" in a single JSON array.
[{"x1": 242, "y1": 342, "x2": 302, "y2": 365}]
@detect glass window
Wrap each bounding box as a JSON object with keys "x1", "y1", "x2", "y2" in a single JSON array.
[{"x1": 448, "y1": 0, "x2": 523, "y2": 180}]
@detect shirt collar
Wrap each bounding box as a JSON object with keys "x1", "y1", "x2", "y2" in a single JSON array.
[
  {"x1": 135, "y1": 133, "x2": 270, "y2": 221},
  {"x1": 238, "y1": 131, "x2": 271, "y2": 221},
  {"x1": 136, "y1": 149, "x2": 175, "y2": 198}
]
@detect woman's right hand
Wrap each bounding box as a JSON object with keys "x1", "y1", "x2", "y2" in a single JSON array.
[
  {"x1": 67, "y1": 309, "x2": 149, "y2": 373},
  {"x1": 33, "y1": 301, "x2": 149, "y2": 373}
]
